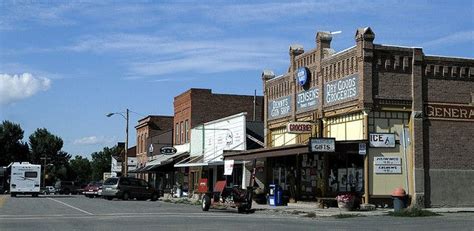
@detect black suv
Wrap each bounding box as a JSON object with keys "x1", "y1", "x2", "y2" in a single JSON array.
[
  {"x1": 101, "y1": 177, "x2": 161, "y2": 201},
  {"x1": 55, "y1": 181, "x2": 81, "y2": 195}
]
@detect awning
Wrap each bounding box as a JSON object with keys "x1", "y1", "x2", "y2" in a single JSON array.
[
  {"x1": 145, "y1": 151, "x2": 189, "y2": 171},
  {"x1": 128, "y1": 166, "x2": 146, "y2": 173},
  {"x1": 223, "y1": 144, "x2": 308, "y2": 161},
  {"x1": 174, "y1": 155, "x2": 205, "y2": 167}
]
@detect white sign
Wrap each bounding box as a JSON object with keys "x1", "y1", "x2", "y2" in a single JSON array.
[
  {"x1": 224, "y1": 160, "x2": 234, "y2": 176},
  {"x1": 369, "y1": 133, "x2": 396, "y2": 148},
  {"x1": 374, "y1": 165, "x2": 402, "y2": 174},
  {"x1": 358, "y1": 143, "x2": 367, "y2": 155},
  {"x1": 310, "y1": 138, "x2": 335, "y2": 152},
  {"x1": 374, "y1": 157, "x2": 401, "y2": 165},
  {"x1": 202, "y1": 114, "x2": 246, "y2": 163}
]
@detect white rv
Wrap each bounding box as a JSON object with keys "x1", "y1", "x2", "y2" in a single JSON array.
[{"x1": 10, "y1": 162, "x2": 41, "y2": 197}]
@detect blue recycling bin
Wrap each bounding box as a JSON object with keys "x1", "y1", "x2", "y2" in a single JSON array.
[{"x1": 268, "y1": 184, "x2": 283, "y2": 206}]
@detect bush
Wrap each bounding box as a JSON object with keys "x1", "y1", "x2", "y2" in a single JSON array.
[{"x1": 389, "y1": 207, "x2": 441, "y2": 217}]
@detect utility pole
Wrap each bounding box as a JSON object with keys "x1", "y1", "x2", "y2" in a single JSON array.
[{"x1": 40, "y1": 156, "x2": 51, "y2": 187}]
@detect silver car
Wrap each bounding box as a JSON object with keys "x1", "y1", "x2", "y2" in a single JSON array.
[{"x1": 101, "y1": 177, "x2": 161, "y2": 201}]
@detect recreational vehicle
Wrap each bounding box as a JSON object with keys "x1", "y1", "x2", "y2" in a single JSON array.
[{"x1": 10, "y1": 162, "x2": 41, "y2": 197}]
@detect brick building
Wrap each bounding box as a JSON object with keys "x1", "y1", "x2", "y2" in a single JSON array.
[
  {"x1": 225, "y1": 27, "x2": 473, "y2": 207},
  {"x1": 134, "y1": 115, "x2": 173, "y2": 184},
  {"x1": 173, "y1": 88, "x2": 264, "y2": 195}
]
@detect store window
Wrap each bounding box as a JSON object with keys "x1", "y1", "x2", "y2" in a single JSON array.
[
  {"x1": 175, "y1": 123, "x2": 179, "y2": 144},
  {"x1": 184, "y1": 120, "x2": 189, "y2": 143},
  {"x1": 180, "y1": 122, "x2": 184, "y2": 144}
]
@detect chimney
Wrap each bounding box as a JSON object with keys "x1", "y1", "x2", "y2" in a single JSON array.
[
  {"x1": 289, "y1": 44, "x2": 304, "y2": 72},
  {"x1": 316, "y1": 31, "x2": 332, "y2": 50}
]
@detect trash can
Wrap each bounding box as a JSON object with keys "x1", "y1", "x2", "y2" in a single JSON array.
[
  {"x1": 391, "y1": 187, "x2": 407, "y2": 212},
  {"x1": 268, "y1": 184, "x2": 283, "y2": 206}
]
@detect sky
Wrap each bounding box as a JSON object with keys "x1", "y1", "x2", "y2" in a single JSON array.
[{"x1": 0, "y1": 0, "x2": 473, "y2": 158}]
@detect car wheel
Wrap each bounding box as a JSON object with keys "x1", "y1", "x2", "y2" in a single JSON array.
[
  {"x1": 122, "y1": 192, "x2": 130, "y2": 200},
  {"x1": 106, "y1": 196, "x2": 113, "y2": 200},
  {"x1": 202, "y1": 194, "x2": 211, "y2": 211},
  {"x1": 63, "y1": 189, "x2": 70, "y2": 195},
  {"x1": 10, "y1": 193, "x2": 16, "y2": 197},
  {"x1": 151, "y1": 193, "x2": 158, "y2": 201}
]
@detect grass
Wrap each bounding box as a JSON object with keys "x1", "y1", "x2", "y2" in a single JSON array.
[
  {"x1": 388, "y1": 207, "x2": 441, "y2": 217},
  {"x1": 302, "y1": 212, "x2": 317, "y2": 218},
  {"x1": 333, "y1": 213, "x2": 365, "y2": 219}
]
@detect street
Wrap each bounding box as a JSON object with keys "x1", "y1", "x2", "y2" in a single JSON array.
[{"x1": 1, "y1": 195, "x2": 473, "y2": 231}]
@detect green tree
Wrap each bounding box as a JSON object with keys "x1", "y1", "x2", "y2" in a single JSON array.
[
  {"x1": 28, "y1": 128, "x2": 69, "y2": 165},
  {"x1": 69, "y1": 156, "x2": 92, "y2": 184},
  {"x1": 90, "y1": 146, "x2": 115, "y2": 181},
  {"x1": 0, "y1": 120, "x2": 29, "y2": 166}
]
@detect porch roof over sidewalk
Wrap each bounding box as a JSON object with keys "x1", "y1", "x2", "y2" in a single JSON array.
[{"x1": 223, "y1": 144, "x2": 308, "y2": 161}]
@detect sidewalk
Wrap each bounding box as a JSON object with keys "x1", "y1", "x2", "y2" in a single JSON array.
[{"x1": 160, "y1": 196, "x2": 474, "y2": 217}]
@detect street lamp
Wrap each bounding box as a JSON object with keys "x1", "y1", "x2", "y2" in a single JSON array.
[{"x1": 106, "y1": 109, "x2": 129, "y2": 176}]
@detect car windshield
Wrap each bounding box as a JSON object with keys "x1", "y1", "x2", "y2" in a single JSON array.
[{"x1": 103, "y1": 178, "x2": 118, "y2": 185}]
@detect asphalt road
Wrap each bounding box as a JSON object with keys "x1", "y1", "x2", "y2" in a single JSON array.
[{"x1": 0, "y1": 194, "x2": 473, "y2": 231}]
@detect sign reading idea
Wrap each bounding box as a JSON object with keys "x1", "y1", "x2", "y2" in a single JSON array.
[
  {"x1": 268, "y1": 95, "x2": 292, "y2": 120},
  {"x1": 309, "y1": 138, "x2": 335, "y2": 152},
  {"x1": 324, "y1": 74, "x2": 359, "y2": 105},
  {"x1": 296, "y1": 88, "x2": 319, "y2": 112}
]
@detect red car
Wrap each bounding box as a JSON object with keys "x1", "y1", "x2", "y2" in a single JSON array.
[{"x1": 83, "y1": 182, "x2": 102, "y2": 198}]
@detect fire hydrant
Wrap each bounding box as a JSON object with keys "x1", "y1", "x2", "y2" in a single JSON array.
[{"x1": 391, "y1": 187, "x2": 407, "y2": 212}]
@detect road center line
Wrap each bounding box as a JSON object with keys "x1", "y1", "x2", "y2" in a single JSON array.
[{"x1": 48, "y1": 198, "x2": 93, "y2": 215}]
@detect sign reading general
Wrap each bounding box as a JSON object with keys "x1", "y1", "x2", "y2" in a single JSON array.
[
  {"x1": 425, "y1": 104, "x2": 474, "y2": 121},
  {"x1": 268, "y1": 96, "x2": 292, "y2": 120},
  {"x1": 324, "y1": 74, "x2": 359, "y2": 105},
  {"x1": 369, "y1": 133, "x2": 396, "y2": 148},
  {"x1": 287, "y1": 122, "x2": 313, "y2": 134},
  {"x1": 309, "y1": 138, "x2": 335, "y2": 152},
  {"x1": 296, "y1": 88, "x2": 319, "y2": 112}
]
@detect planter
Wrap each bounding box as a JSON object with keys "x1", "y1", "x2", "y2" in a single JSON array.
[{"x1": 337, "y1": 200, "x2": 354, "y2": 211}]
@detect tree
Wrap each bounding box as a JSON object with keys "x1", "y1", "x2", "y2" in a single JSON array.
[
  {"x1": 90, "y1": 146, "x2": 115, "y2": 181},
  {"x1": 28, "y1": 128, "x2": 67, "y2": 165},
  {"x1": 69, "y1": 156, "x2": 92, "y2": 184},
  {"x1": 0, "y1": 120, "x2": 29, "y2": 166}
]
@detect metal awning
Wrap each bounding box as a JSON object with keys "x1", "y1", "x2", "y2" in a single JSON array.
[
  {"x1": 145, "y1": 151, "x2": 189, "y2": 171},
  {"x1": 128, "y1": 166, "x2": 146, "y2": 173},
  {"x1": 174, "y1": 155, "x2": 205, "y2": 167},
  {"x1": 223, "y1": 144, "x2": 308, "y2": 161}
]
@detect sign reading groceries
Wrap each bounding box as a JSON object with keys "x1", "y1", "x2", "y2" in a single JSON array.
[
  {"x1": 287, "y1": 122, "x2": 313, "y2": 134},
  {"x1": 369, "y1": 133, "x2": 396, "y2": 148}
]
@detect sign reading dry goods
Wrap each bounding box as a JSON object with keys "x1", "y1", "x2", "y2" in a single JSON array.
[
  {"x1": 369, "y1": 133, "x2": 396, "y2": 148},
  {"x1": 296, "y1": 88, "x2": 319, "y2": 112},
  {"x1": 425, "y1": 104, "x2": 474, "y2": 121},
  {"x1": 287, "y1": 122, "x2": 314, "y2": 134},
  {"x1": 268, "y1": 95, "x2": 292, "y2": 120},
  {"x1": 324, "y1": 74, "x2": 359, "y2": 105},
  {"x1": 309, "y1": 138, "x2": 335, "y2": 152}
]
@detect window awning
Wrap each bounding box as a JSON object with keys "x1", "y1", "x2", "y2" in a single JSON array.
[
  {"x1": 223, "y1": 144, "x2": 308, "y2": 161},
  {"x1": 145, "y1": 151, "x2": 189, "y2": 171},
  {"x1": 174, "y1": 155, "x2": 205, "y2": 167}
]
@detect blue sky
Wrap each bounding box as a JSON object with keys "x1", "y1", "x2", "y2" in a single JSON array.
[{"x1": 0, "y1": 0, "x2": 473, "y2": 158}]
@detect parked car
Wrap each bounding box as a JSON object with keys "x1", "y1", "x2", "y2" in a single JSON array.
[
  {"x1": 83, "y1": 182, "x2": 102, "y2": 198},
  {"x1": 40, "y1": 186, "x2": 56, "y2": 195},
  {"x1": 55, "y1": 181, "x2": 81, "y2": 195},
  {"x1": 101, "y1": 177, "x2": 161, "y2": 201}
]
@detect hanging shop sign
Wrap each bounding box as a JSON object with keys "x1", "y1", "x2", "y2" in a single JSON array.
[
  {"x1": 374, "y1": 165, "x2": 402, "y2": 174},
  {"x1": 324, "y1": 74, "x2": 359, "y2": 105},
  {"x1": 369, "y1": 133, "x2": 396, "y2": 148},
  {"x1": 309, "y1": 138, "x2": 335, "y2": 152},
  {"x1": 160, "y1": 146, "x2": 177, "y2": 155},
  {"x1": 287, "y1": 122, "x2": 314, "y2": 134},
  {"x1": 268, "y1": 95, "x2": 292, "y2": 120},
  {"x1": 296, "y1": 88, "x2": 319, "y2": 112},
  {"x1": 296, "y1": 67, "x2": 309, "y2": 87},
  {"x1": 425, "y1": 103, "x2": 474, "y2": 121},
  {"x1": 224, "y1": 160, "x2": 234, "y2": 176}
]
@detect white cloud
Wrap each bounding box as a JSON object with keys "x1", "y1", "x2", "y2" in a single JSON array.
[
  {"x1": 73, "y1": 136, "x2": 116, "y2": 145},
  {"x1": 0, "y1": 73, "x2": 51, "y2": 105},
  {"x1": 421, "y1": 30, "x2": 474, "y2": 48}
]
